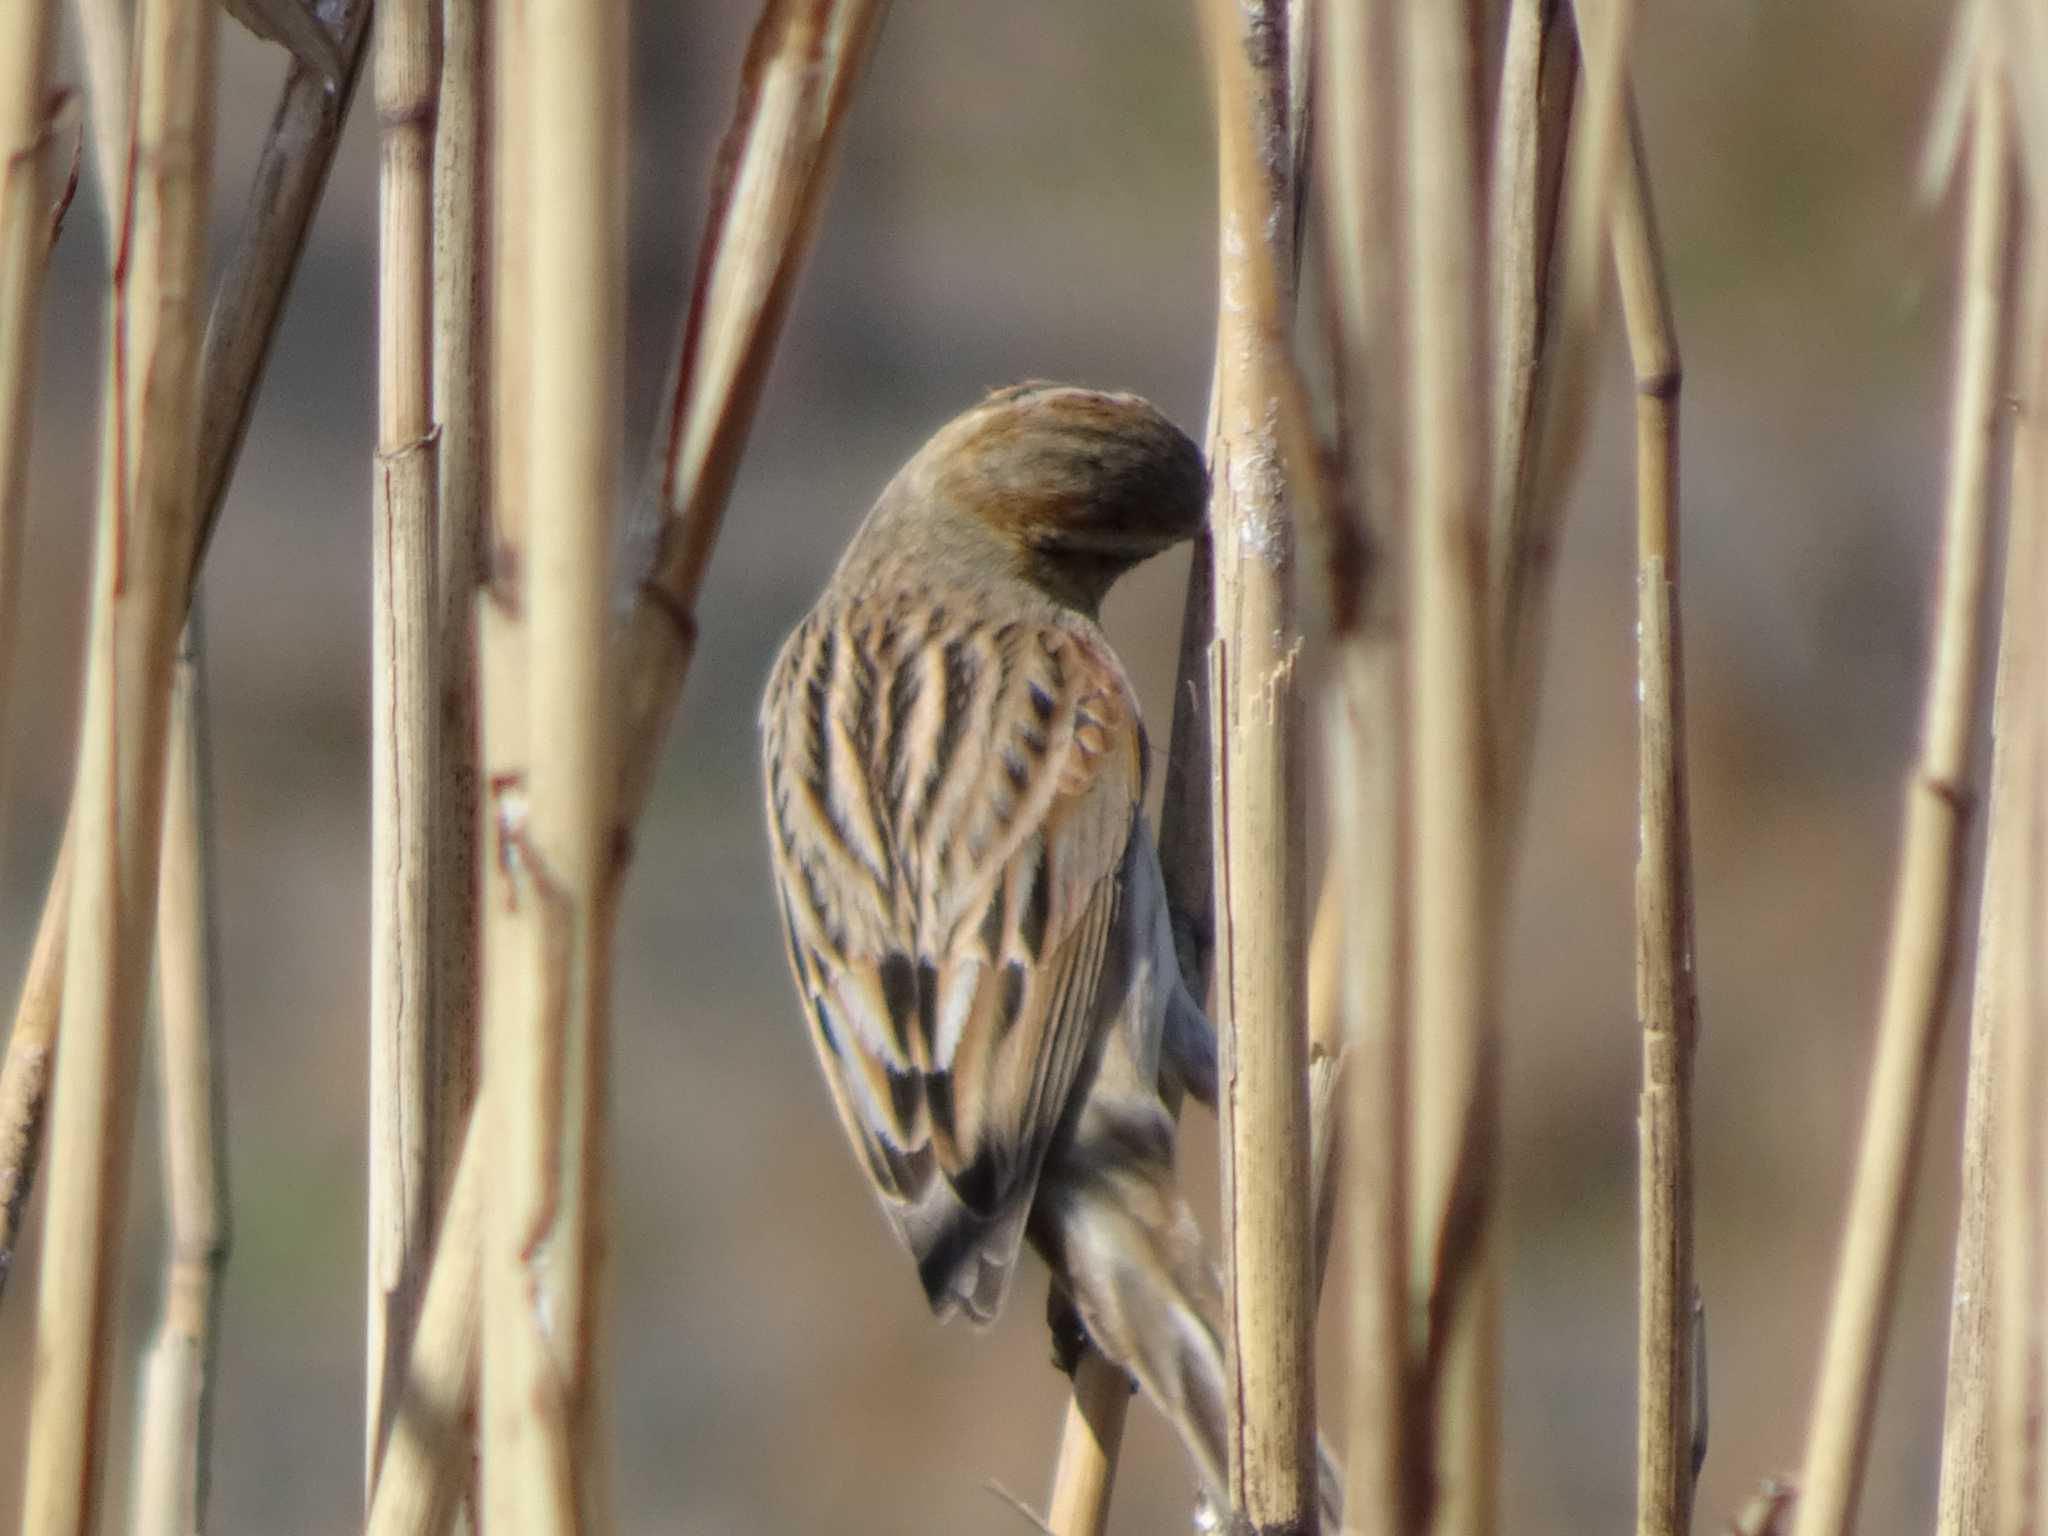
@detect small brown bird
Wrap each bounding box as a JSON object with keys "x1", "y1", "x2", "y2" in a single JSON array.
[{"x1": 760, "y1": 384, "x2": 1242, "y2": 1505}]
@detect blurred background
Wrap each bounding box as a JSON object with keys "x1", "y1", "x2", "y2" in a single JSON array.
[{"x1": 0, "y1": 0, "x2": 1979, "y2": 1530}]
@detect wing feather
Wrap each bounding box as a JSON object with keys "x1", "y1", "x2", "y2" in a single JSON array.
[{"x1": 763, "y1": 600, "x2": 1143, "y2": 1321}]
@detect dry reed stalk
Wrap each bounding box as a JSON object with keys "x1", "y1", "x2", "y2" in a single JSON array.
[
  {"x1": 1611, "y1": 101, "x2": 1698, "y2": 1536},
  {"x1": 19, "y1": 0, "x2": 217, "y2": 1529},
  {"x1": 1486, "y1": 0, "x2": 1573, "y2": 591},
  {"x1": 1317, "y1": 0, "x2": 1418, "y2": 1529},
  {"x1": 1999, "y1": 194, "x2": 2048, "y2": 1536},
  {"x1": 1044, "y1": 1353, "x2": 1131, "y2": 1536},
  {"x1": 0, "y1": 0, "x2": 373, "y2": 1301},
  {"x1": 129, "y1": 613, "x2": 230, "y2": 1536},
  {"x1": 1788, "y1": 68, "x2": 2016, "y2": 1536},
  {"x1": 612, "y1": 0, "x2": 885, "y2": 826},
  {"x1": 0, "y1": 0, "x2": 59, "y2": 824},
  {"x1": 430, "y1": 0, "x2": 488, "y2": 1219},
  {"x1": 1198, "y1": 1, "x2": 1317, "y2": 1526},
  {"x1": 1492, "y1": 0, "x2": 1636, "y2": 776},
  {"x1": 1400, "y1": 0, "x2": 1501, "y2": 1532},
  {"x1": 368, "y1": 0, "x2": 444, "y2": 1483},
  {"x1": 477, "y1": 0, "x2": 624, "y2": 1526},
  {"x1": 1937, "y1": 189, "x2": 2042, "y2": 1536},
  {"x1": 365, "y1": 1118, "x2": 485, "y2": 1536}
]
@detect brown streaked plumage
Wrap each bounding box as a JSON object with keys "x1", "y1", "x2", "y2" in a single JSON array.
[{"x1": 761, "y1": 383, "x2": 1270, "y2": 1507}]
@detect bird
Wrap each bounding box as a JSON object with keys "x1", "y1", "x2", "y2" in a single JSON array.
[{"x1": 761, "y1": 382, "x2": 1271, "y2": 1516}]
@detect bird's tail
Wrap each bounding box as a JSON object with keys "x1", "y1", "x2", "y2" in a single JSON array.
[{"x1": 1035, "y1": 1106, "x2": 1344, "y2": 1527}]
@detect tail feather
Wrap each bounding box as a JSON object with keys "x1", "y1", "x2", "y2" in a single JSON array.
[{"x1": 1037, "y1": 1109, "x2": 1346, "y2": 1527}]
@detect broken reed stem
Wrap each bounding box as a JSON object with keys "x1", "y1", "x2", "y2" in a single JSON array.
[
  {"x1": 478, "y1": 0, "x2": 623, "y2": 1528},
  {"x1": 0, "y1": 0, "x2": 59, "y2": 825},
  {"x1": 1400, "y1": 1, "x2": 1502, "y2": 1534},
  {"x1": 129, "y1": 611, "x2": 230, "y2": 1536},
  {"x1": 368, "y1": 0, "x2": 443, "y2": 1484},
  {"x1": 1316, "y1": 0, "x2": 1418, "y2": 1529},
  {"x1": 0, "y1": 0, "x2": 373, "y2": 1307},
  {"x1": 1937, "y1": 181, "x2": 2042, "y2": 1536},
  {"x1": 1611, "y1": 100, "x2": 1698, "y2": 1536},
  {"x1": 429, "y1": 0, "x2": 487, "y2": 1230},
  {"x1": 1788, "y1": 70, "x2": 2016, "y2": 1536},
  {"x1": 612, "y1": 0, "x2": 885, "y2": 828},
  {"x1": 19, "y1": 0, "x2": 217, "y2": 1530},
  {"x1": 1200, "y1": 1, "x2": 1316, "y2": 1527},
  {"x1": 365, "y1": 1117, "x2": 485, "y2": 1536}
]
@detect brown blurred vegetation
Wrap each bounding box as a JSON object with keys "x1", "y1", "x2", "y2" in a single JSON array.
[{"x1": 0, "y1": 1, "x2": 1973, "y2": 1530}]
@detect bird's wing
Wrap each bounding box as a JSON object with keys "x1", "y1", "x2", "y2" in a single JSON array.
[{"x1": 763, "y1": 603, "x2": 1142, "y2": 1322}]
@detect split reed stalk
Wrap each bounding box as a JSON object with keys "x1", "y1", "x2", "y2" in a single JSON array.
[
  {"x1": 1611, "y1": 99, "x2": 1698, "y2": 1536},
  {"x1": 1493, "y1": 0, "x2": 1636, "y2": 778},
  {"x1": 612, "y1": 0, "x2": 885, "y2": 825},
  {"x1": 369, "y1": 0, "x2": 444, "y2": 1482},
  {"x1": 1788, "y1": 70, "x2": 2016, "y2": 1536},
  {"x1": 1200, "y1": 1, "x2": 1316, "y2": 1527},
  {"x1": 18, "y1": 0, "x2": 217, "y2": 1530},
  {"x1": 357, "y1": 7, "x2": 888, "y2": 1525},
  {"x1": 1045, "y1": 1355, "x2": 1131, "y2": 1536},
  {"x1": 478, "y1": 0, "x2": 624, "y2": 1527},
  {"x1": 1317, "y1": 0, "x2": 1418, "y2": 1529},
  {"x1": 430, "y1": 0, "x2": 488, "y2": 1217},
  {"x1": 2000, "y1": 193, "x2": 2048, "y2": 1536},
  {"x1": 129, "y1": 614, "x2": 230, "y2": 1536},
  {"x1": 1400, "y1": 0, "x2": 1501, "y2": 1532},
  {"x1": 0, "y1": 0, "x2": 374, "y2": 1299},
  {"x1": 0, "y1": 0, "x2": 58, "y2": 820}
]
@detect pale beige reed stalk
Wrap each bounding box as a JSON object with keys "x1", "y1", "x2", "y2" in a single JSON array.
[
  {"x1": 1790, "y1": 64, "x2": 2017, "y2": 1536},
  {"x1": 1612, "y1": 97, "x2": 1699, "y2": 1536},
  {"x1": 1201, "y1": 0, "x2": 1317, "y2": 1526},
  {"x1": 129, "y1": 617, "x2": 230, "y2": 1536},
  {"x1": 0, "y1": 0, "x2": 58, "y2": 827},
  {"x1": 369, "y1": 0, "x2": 444, "y2": 1482},
  {"x1": 1401, "y1": 1, "x2": 1501, "y2": 1532},
  {"x1": 19, "y1": 3, "x2": 217, "y2": 1533},
  {"x1": 1317, "y1": 0, "x2": 1419, "y2": 1530}
]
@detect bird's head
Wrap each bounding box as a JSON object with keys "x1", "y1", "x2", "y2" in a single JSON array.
[{"x1": 908, "y1": 382, "x2": 1210, "y2": 615}]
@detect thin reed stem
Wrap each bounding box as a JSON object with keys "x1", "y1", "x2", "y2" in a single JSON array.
[
  {"x1": 1400, "y1": 0, "x2": 1501, "y2": 1532},
  {"x1": 1789, "y1": 69, "x2": 2017, "y2": 1536},
  {"x1": 1995, "y1": 165, "x2": 2048, "y2": 1536},
  {"x1": 1611, "y1": 97, "x2": 1699, "y2": 1536},
  {"x1": 19, "y1": 0, "x2": 217, "y2": 1529},
  {"x1": 429, "y1": 0, "x2": 488, "y2": 1229},
  {"x1": 129, "y1": 609, "x2": 230, "y2": 1536},
  {"x1": 368, "y1": 0, "x2": 443, "y2": 1483},
  {"x1": 1318, "y1": 0, "x2": 1418, "y2": 1528},
  {"x1": 1937, "y1": 178, "x2": 2041, "y2": 1536},
  {"x1": 0, "y1": 0, "x2": 59, "y2": 824}
]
